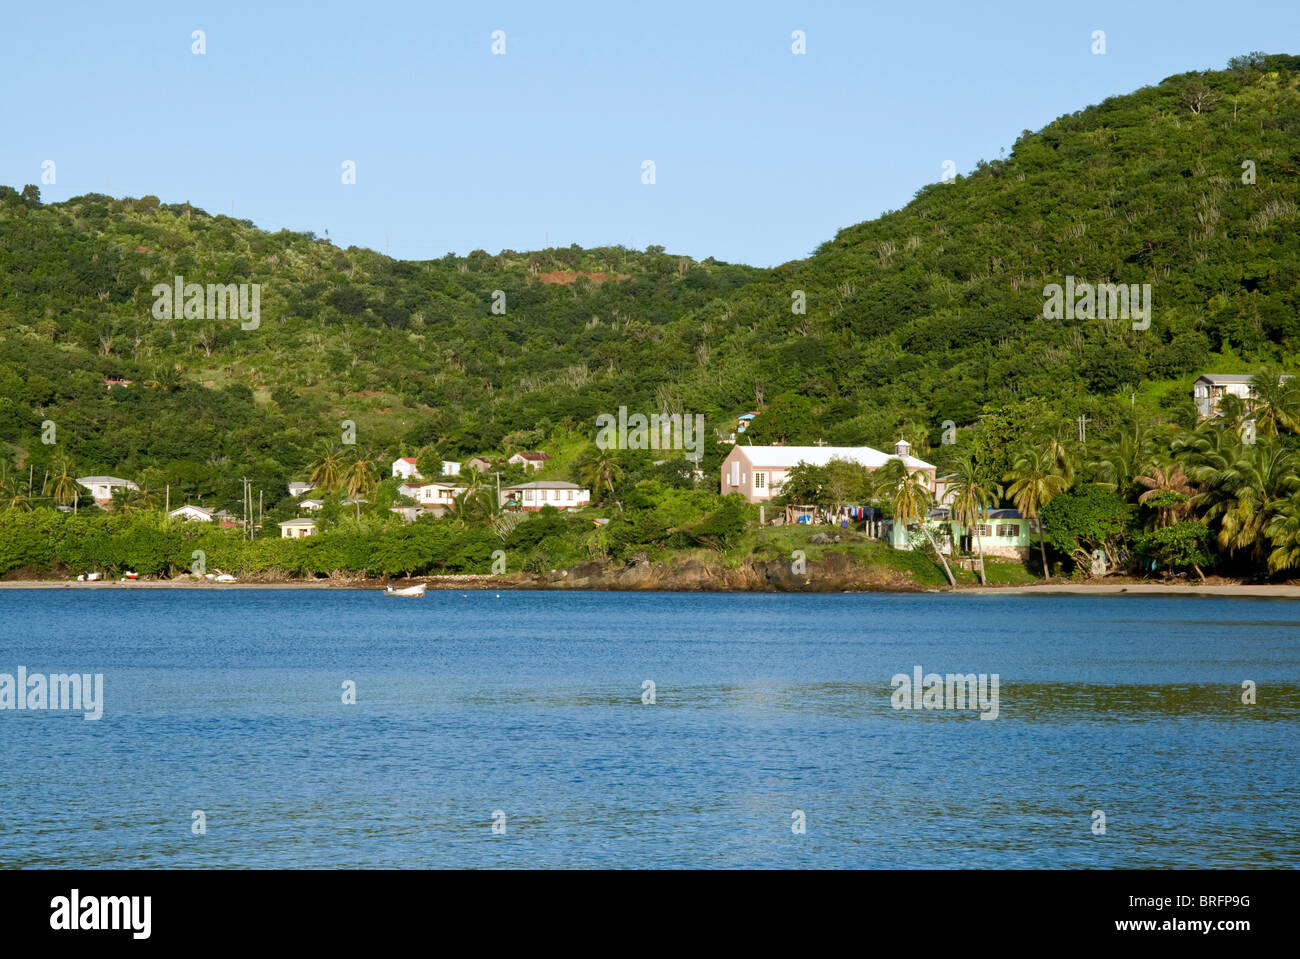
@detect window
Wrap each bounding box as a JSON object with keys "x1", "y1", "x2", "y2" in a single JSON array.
[
  {"x1": 754, "y1": 472, "x2": 766, "y2": 490},
  {"x1": 524, "y1": 489, "x2": 534, "y2": 502},
  {"x1": 996, "y1": 524, "x2": 1020, "y2": 538},
  {"x1": 973, "y1": 524, "x2": 992, "y2": 537},
  {"x1": 567, "y1": 489, "x2": 574, "y2": 500},
  {"x1": 730, "y1": 461, "x2": 739, "y2": 487}
]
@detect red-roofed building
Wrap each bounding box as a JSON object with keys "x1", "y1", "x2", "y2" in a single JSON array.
[{"x1": 392, "y1": 456, "x2": 424, "y2": 480}]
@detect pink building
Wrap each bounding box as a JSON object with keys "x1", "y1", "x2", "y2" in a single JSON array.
[{"x1": 719, "y1": 441, "x2": 936, "y2": 504}]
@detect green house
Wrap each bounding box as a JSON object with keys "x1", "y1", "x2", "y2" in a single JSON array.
[{"x1": 938, "y1": 508, "x2": 1034, "y2": 560}]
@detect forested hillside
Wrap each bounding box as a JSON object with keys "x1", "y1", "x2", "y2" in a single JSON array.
[{"x1": 1, "y1": 53, "x2": 1299, "y2": 580}]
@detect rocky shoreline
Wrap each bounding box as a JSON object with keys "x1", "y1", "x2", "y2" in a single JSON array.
[{"x1": 4, "y1": 554, "x2": 1298, "y2": 596}]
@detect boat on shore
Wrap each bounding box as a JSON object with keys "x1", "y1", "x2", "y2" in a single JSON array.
[{"x1": 384, "y1": 583, "x2": 427, "y2": 598}]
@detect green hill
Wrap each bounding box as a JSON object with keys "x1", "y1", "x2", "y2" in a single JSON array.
[{"x1": 1, "y1": 53, "x2": 1299, "y2": 531}]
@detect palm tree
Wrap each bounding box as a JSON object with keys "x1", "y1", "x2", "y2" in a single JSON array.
[
  {"x1": 872, "y1": 459, "x2": 955, "y2": 586},
  {"x1": 1041, "y1": 424, "x2": 1080, "y2": 486},
  {"x1": 1135, "y1": 464, "x2": 1193, "y2": 528},
  {"x1": 308, "y1": 443, "x2": 345, "y2": 493},
  {"x1": 1089, "y1": 421, "x2": 1153, "y2": 494},
  {"x1": 945, "y1": 452, "x2": 1002, "y2": 585},
  {"x1": 1214, "y1": 393, "x2": 1253, "y2": 437},
  {"x1": 0, "y1": 463, "x2": 31, "y2": 512},
  {"x1": 449, "y1": 470, "x2": 498, "y2": 525},
  {"x1": 343, "y1": 451, "x2": 377, "y2": 519},
  {"x1": 1265, "y1": 496, "x2": 1300, "y2": 573},
  {"x1": 1248, "y1": 366, "x2": 1300, "y2": 438},
  {"x1": 1194, "y1": 438, "x2": 1299, "y2": 563},
  {"x1": 581, "y1": 450, "x2": 625, "y2": 508},
  {"x1": 48, "y1": 456, "x2": 81, "y2": 513},
  {"x1": 1004, "y1": 446, "x2": 1070, "y2": 581}
]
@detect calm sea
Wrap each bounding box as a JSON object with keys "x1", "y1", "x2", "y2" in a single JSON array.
[{"x1": 0, "y1": 588, "x2": 1296, "y2": 869}]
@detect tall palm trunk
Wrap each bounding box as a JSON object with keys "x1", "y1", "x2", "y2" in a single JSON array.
[
  {"x1": 1037, "y1": 521, "x2": 1051, "y2": 581},
  {"x1": 974, "y1": 526, "x2": 987, "y2": 586},
  {"x1": 921, "y1": 523, "x2": 956, "y2": 587}
]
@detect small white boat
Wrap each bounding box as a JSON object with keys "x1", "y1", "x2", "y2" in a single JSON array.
[
  {"x1": 77, "y1": 572, "x2": 102, "y2": 582},
  {"x1": 384, "y1": 583, "x2": 427, "y2": 598},
  {"x1": 214, "y1": 573, "x2": 237, "y2": 583}
]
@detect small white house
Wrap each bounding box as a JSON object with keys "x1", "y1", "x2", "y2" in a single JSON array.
[
  {"x1": 76, "y1": 476, "x2": 139, "y2": 504},
  {"x1": 500, "y1": 481, "x2": 590, "y2": 510},
  {"x1": 287, "y1": 482, "x2": 314, "y2": 497},
  {"x1": 298, "y1": 499, "x2": 325, "y2": 512},
  {"x1": 406, "y1": 482, "x2": 462, "y2": 513},
  {"x1": 508, "y1": 451, "x2": 552, "y2": 472},
  {"x1": 441, "y1": 460, "x2": 461, "y2": 477},
  {"x1": 278, "y1": 518, "x2": 317, "y2": 539},
  {"x1": 169, "y1": 504, "x2": 213, "y2": 523},
  {"x1": 392, "y1": 457, "x2": 423, "y2": 480}
]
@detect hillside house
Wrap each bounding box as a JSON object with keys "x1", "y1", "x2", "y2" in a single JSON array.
[
  {"x1": 720, "y1": 411, "x2": 760, "y2": 444},
  {"x1": 278, "y1": 518, "x2": 317, "y2": 539},
  {"x1": 500, "y1": 481, "x2": 590, "y2": 511},
  {"x1": 720, "y1": 441, "x2": 936, "y2": 505},
  {"x1": 405, "y1": 481, "x2": 462, "y2": 515},
  {"x1": 298, "y1": 499, "x2": 325, "y2": 512},
  {"x1": 168, "y1": 504, "x2": 213, "y2": 523},
  {"x1": 508, "y1": 451, "x2": 552, "y2": 472},
  {"x1": 76, "y1": 476, "x2": 139, "y2": 505},
  {"x1": 1193, "y1": 372, "x2": 1293, "y2": 419},
  {"x1": 392, "y1": 456, "x2": 423, "y2": 480},
  {"x1": 466, "y1": 456, "x2": 494, "y2": 472},
  {"x1": 440, "y1": 460, "x2": 461, "y2": 477},
  {"x1": 287, "y1": 482, "x2": 314, "y2": 497}
]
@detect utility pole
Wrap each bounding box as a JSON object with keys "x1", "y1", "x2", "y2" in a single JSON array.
[
  {"x1": 239, "y1": 477, "x2": 252, "y2": 540},
  {"x1": 1077, "y1": 415, "x2": 1090, "y2": 445}
]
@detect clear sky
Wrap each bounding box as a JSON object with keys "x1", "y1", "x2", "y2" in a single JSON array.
[{"x1": 3, "y1": 1, "x2": 1296, "y2": 267}]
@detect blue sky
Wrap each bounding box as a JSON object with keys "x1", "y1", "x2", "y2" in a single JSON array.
[{"x1": 3, "y1": 1, "x2": 1296, "y2": 267}]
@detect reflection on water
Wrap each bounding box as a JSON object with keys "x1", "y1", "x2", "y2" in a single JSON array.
[{"x1": 0, "y1": 589, "x2": 1296, "y2": 868}]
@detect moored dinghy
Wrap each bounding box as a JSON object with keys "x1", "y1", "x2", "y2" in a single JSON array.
[{"x1": 384, "y1": 583, "x2": 427, "y2": 598}]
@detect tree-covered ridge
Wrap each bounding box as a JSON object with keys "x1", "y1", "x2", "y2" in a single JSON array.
[
  {"x1": 0, "y1": 188, "x2": 755, "y2": 507},
  {"x1": 1, "y1": 53, "x2": 1299, "y2": 530},
  {"x1": 699, "y1": 53, "x2": 1300, "y2": 450}
]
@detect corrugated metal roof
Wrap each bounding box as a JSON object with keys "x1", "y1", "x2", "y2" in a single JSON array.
[{"x1": 732, "y1": 445, "x2": 935, "y2": 470}]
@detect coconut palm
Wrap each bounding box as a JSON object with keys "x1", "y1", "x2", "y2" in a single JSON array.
[
  {"x1": 1214, "y1": 393, "x2": 1253, "y2": 437},
  {"x1": 1194, "y1": 438, "x2": 1299, "y2": 563},
  {"x1": 872, "y1": 459, "x2": 955, "y2": 586},
  {"x1": 1135, "y1": 464, "x2": 1193, "y2": 528},
  {"x1": 1248, "y1": 366, "x2": 1300, "y2": 438},
  {"x1": 47, "y1": 456, "x2": 81, "y2": 513},
  {"x1": 1004, "y1": 446, "x2": 1070, "y2": 581},
  {"x1": 1089, "y1": 421, "x2": 1153, "y2": 494},
  {"x1": 582, "y1": 450, "x2": 625, "y2": 508},
  {"x1": 0, "y1": 463, "x2": 31, "y2": 512},
  {"x1": 945, "y1": 452, "x2": 1002, "y2": 585},
  {"x1": 1265, "y1": 496, "x2": 1300, "y2": 573},
  {"x1": 343, "y1": 451, "x2": 378, "y2": 519},
  {"x1": 308, "y1": 443, "x2": 345, "y2": 493}
]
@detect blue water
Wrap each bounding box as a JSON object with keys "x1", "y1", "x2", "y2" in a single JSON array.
[{"x1": 0, "y1": 588, "x2": 1296, "y2": 868}]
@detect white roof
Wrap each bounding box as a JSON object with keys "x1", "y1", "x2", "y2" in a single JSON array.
[
  {"x1": 733, "y1": 445, "x2": 934, "y2": 471},
  {"x1": 76, "y1": 476, "x2": 138, "y2": 488},
  {"x1": 505, "y1": 481, "x2": 584, "y2": 490}
]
